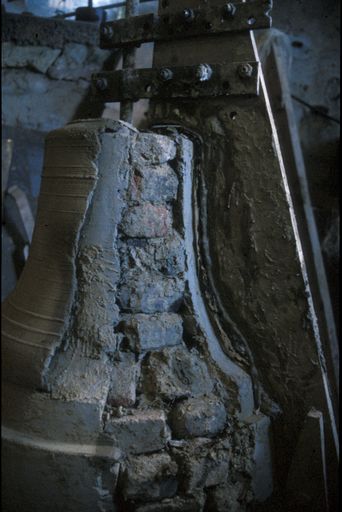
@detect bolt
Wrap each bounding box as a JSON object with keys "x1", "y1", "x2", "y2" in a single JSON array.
[
  {"x1": 159, "y1": 68, "x2": 173, "y2": 81},
  {"x1": 101, "y1": 24, "x2": 113, "y2": 39},
  {"x1": 182, "y1": 8, "x2": 194, "y2": 22},
  {"x1": 238, "y1": 63, "x2": 253, "y2": 78},
  {"x1": 195, "y1": 63, "x2": 213, "y2": 82},
  {"x1": 96, "y1": 78, "x2": 108, "y2": 91},
  {"x1": 223, "y1": 3, "x2": 236, "y2": 18}
]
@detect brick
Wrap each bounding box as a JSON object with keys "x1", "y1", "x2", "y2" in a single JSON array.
[
  {"x1": 107, "y1": 353, "x2": 140, "y2": 407},
  {"x1": 118, "y1": 271, "x2": 184, "y2": 314},
  {"x1": 104, "y1": 409, "x2": 170, "y2": 454},
  {"x1": 122, "y1": 452, "x2": 178, "y2": 502},
  {"x1": 170, "y1": 397, "x2": 227, "y2": 439},
  {"x1": 132, "y1": 133, "x2": 177, "y2": 166},
  {"x1": 130, "y1": 163, "x2": 179, "y2": 203},
  {"x1": 121, "y1": 203, "x2": 172, "y2": 238},
  {"x1": 120, "y1": 314, "x2": 183, "y2": 353},
  {"x1": 141, "y1": 347, "x2": 213, "y2": 402}
]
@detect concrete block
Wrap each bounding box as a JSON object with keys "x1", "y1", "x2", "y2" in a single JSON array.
[
  {"x1": 132, "y1": 133, "x2": 177, "y2": 166},
  {"x1": 122, "y1": 452, "x2": 178, "y2": 501},
  {"x1": 104, "y1": 409, "x2": 170, "y2": 454},
  {"x1": 170, "y1": 397, "x2": 227, "y2": 439},
  {"x1": 121, "y1": 203, "x2": 172, "y2": 238},
  {"x1": 120, "y1": 313, "x2": 183, "y2": 352},
  {"x1": 107, "y1": 353, "x2": 140, "y2": 407},
  {"x1": 118, "y1": 271, "x2": 184, "y2": 314},
  {"x1": 130, "y1": 163, "x2": 179, "y2": 203},
  {"x1": 141, "y1": 347, "x2": 213, "y2": 402},
  {"x1": 2, "y1": 42, "x2": 61, "y2": 73}
]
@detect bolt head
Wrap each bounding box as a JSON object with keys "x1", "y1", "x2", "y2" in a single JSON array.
[
  {"x1": 96, "y1": 78, "x2": 108, "y2": 91},
  {"x1": 101, "y1": 24, "x2": 113, "y2": 39},
  {"x1": 182, "y1": 8, "x2": 194, "y2": 21},
  {"x1": 238, "y1": 63, "x2": 253, "y2": 78},
  {"x1": 223, "y1": 3, "x2": 236, "y2": 18},
  {"x1": 195, "y1": 63, "x2": 213, "y2": 82},
  {"x1": 159, "y1": 68, "x2": 173, "y2": 81}
]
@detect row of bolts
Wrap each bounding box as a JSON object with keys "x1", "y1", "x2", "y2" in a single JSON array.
[
  {"x1": 101, "y1": 2, "x2": 239, "y2": 41},
  {"x1": 95, "y1": 61, "x2": 254, "y2": 92},
  {"x1": 98, "y1": 2, "x2": 244, "y2": 121}
]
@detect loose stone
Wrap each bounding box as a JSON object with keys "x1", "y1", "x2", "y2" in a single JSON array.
[
  {"x1": 130, "y1": 163, "x2": 179, "y2": 204},
  {"x1": 107, "y1": 352, "x2": 140, "y2": 407},
  {"x1": 120, "y1": 313, "x2": 183, "y2": 353},
  {"x1": 132, "y1": 133, "x2": 177, "y2": 166},
  {"x1": 104, "y1": 409, "x2": 170, "y2": 454},
  {"x1": 118, "y1": 271, "x2": 184, "y2": 314},
  {"x1": 121, "y1": 203, "x2": 172, "y2": 238},
  {"x1": 141, "y1": 347, "x2": 214, "y2": 402},
  {"x1": 121, "y1": 452, "x2": 178, "y2": 502},
  {"x1": 169, "y1": 396, "x2": 227, "y2": 439}
]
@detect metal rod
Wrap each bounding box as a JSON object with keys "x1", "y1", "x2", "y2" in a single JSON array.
[
  {"x1": 52, "y1": 0, "x2": 153, "y2": 19},
  {"x1": 120, "y1": 0, "x2": 139, "y2": 123}
]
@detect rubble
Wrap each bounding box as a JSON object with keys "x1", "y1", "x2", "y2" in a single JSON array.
[
  {"x1": 121, "y1": 452, "x2": 178, "y2": 502},
  {"x1": 141, "y1": 347, "x2": 214, "y2": 402},
  {"x1": 169, "y1": 396, "x2": 227, "y2": 439}
]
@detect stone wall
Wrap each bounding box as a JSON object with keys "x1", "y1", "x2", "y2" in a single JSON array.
[
  {"x1": 2, "y1": 40, "x2": 111, "y2": 132},
  {"x1": 103, "y1": 131, "x2": 260, "y2": 511},
  {"x1": 2, "y1": 119, "x2": 272, "y2": 512}
]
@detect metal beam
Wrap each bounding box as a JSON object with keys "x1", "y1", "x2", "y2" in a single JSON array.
[
  {"x1": 100, "y1": 0, "x2": 272, "y2": 49},
  {"x1": 93, "y1": 61, "x2": 260, "y2": 101}
]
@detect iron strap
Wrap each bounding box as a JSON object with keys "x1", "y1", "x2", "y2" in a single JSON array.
[
  {"x1": 100, "y1": 0, "x2": 272, "y2": 49},
  {"x1": 92, "y1": 61, "x2": 260, "y2": 101}
]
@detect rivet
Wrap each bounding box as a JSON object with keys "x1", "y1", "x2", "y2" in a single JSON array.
[
  {"x1": 182, "y1": 8, "x2": 195, "y2": 22},
  {"x1": 96, "y1": 78, "x2": 108, "y2": 91},
  {"x1": 195, "y1": 63, "x2": 213, "y2": 82},
  {"x1": 238, "y1": 63, "x2": 253, "y2": 78},
  {"x1": 101, "y1": 24, "x2": 113, "y2": 39},
  {"x1": 223, "y1": 3, "x2": 236, "y2": 18},
  {"x1": 159, "y1": 68, "x2": 174, "y2": 81}
]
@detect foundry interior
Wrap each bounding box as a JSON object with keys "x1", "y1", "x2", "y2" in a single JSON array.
[{"x1": 1, "y1": 1, "x2": 340, "y2": 511}]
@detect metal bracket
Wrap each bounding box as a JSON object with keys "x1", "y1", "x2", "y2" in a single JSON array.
[
  {"x1": 92, "y1": 61, "x2": 260, "y2": 101},
  {"x1": 99, "y1": 0, "x2": 272, "y2": 49}
]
